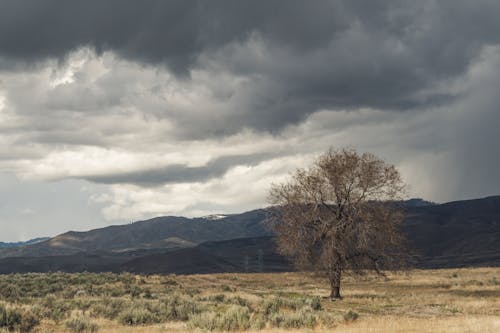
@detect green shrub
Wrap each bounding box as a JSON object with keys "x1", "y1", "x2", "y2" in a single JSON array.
[
  {"x1": 0, "y1": 305, "x2": 21, "y2": 330},
  {"x1": 65, "y1": 317, "x2": 99, "y2": 333},
  {"x1": 207, "y1": 294, "x2": 225, "y2": 303},
  {"x1": 18, "y1": 310, "x2": 40, "y2": 333},
  {"x1": 0, "y1": 305, "x2": 39, "y2": 332},
  {"x1": 343, "y1": 310, "x2": 359, "y2": 323},
  {"x1": 269, "y1": 306, "x2": 316, "y2": 329},
  {"x1": 118, "y1": 307, "x2": 157, "y2": 325},
  {"x1": 188, "y1": 305, "x2": 250, "y2": 331},
  {"x1": 261, "y1": 295, "x2": 320, "y2": 316},
  {"x1": 91, "y1": 299, "x2": 126, "y2": 319},
  {"x1": 161, "y1": 278, "x2": 178, "y2": 286},
  {"x1": 188, "y1": 311, "x2": 219, "y2": 331},
  {"x1": 0, "y1": 283, "x2": 20, "y2": 301},
  {"x1": 220, "y1": 284, "x2": 233, "y2": 292},
  {"x1": 318, "y1": 311, "x2": 336, "y2": 328},
  {"x1": 37, "y1": 295, "x2": 71, "y2": 323},
  {"x1": 250, "y1": 313, "x2": 267, "y2": 330},
  {"x1": 126, "y1": 285, "x2": 142, "y2": 298},
  {"x1": 306, "y1": 296, "x2": 322, "y2": 311},
  {"x1": 158, "y1": 295, "x2": 201, "y2": 321}
]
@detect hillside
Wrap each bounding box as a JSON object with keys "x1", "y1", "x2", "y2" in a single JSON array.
[
  {"x1": 0, "y1": 210, "x2": 271, "y2": 258},
  {"x1": 405, "y1": 195, "x2": 500, "y2": 267},
  {"x1": 0, "y1": 237, "x2": 49, "y2": 248},
  {"x1": 0, "y1": 196, "x2": 498, "y2": 273}
]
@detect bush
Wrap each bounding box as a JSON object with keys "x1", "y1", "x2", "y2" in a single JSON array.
[
  {"x1": 18, "y1": 310, "x2": 40, "y2": 333},
  {"x1": 0, "y1": 305, "x2": 39, "y2": 332},
  {"x1": 37, "y1": 295, "x2": 71, "y2": 323},
  {"x1": 225, "y1": 296, "x2": 251, "y2": 308},
  {"x1": 306, "y1": 296, "x2": 322, "y2": 311},
  {"x1": 250, "y1": 314, "x2": 267, "y2": 330},
  {"x1": 318, "y1": 311, "x2": 336, "y2": 328},
  {"x1": 91, "y1": 299, "x2": 126, "y2": 319},
  {"x1": 269, "y1": 306, "x2": 316, "y2": 329},
  {"x1": 220, "y1": 305, "x2": 251, "y2": 331},
  {"x1": 0, "y1": 305, "x2": 21, "y2": 330},
  {"x1": 343, "y1": 310, "x2": 359, "y2": 323},
  {"x1": 0, "y1": 283, "x2": 21, "y2": 301},
  {"x1": 118, "y1": 307, "x2": 157, "y2": 325},
  {"x1": 65, "y1": 317, "x2": 99, "y2": 333},
  {"x1": 158, "y1": 295, "x2": 201, "y2": 321},
  {"x1": 188, "y1": 305, "x2": 250, "y2": 331},
  {"x1": 206, "y1": 294, "x2": 225, "y2": 303}
]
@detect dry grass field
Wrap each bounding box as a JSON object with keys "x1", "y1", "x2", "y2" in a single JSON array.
[{"x1": 0, "y1": 267, "x2": 498, "y2": 332}]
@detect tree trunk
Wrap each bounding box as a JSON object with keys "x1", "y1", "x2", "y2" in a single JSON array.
[{"x1": 329, "y1": 264, "x2": 342, "y2": 300}]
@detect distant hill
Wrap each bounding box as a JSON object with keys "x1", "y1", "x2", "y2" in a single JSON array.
[
  {"x1": 0, "y1": 210, "x2": 271, "y2": 258},
  {"x1": 0, "y1": 196, "x2": 498, "y2": 273},
  {"x1": 0, "y1": 237, "x2": 50, "y2": 248},
  {"x1": 404, "y1": 196, "x2": 500, "y2": 267},
  {"x1": 121, "y1": 236, "x2": 292, "y2": 274}
]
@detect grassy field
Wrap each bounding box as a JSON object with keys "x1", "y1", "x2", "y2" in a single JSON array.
[{"x1": 0, "y1": 267, "x2": 498, "y2": 332}]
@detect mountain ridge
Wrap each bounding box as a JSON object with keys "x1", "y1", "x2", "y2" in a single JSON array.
[
  {"x1": 0, "y1": 196, "x2": 498, "y2": 273},
  {"x1": 0, "y1": 237, "x2": 50, "y2": 248}
]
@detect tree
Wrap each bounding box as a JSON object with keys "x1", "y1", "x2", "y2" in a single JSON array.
[{"x1": 268, "y1": 148, "x2": 409, "y2": 299}]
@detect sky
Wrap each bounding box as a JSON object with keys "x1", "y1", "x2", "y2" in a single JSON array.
[{"x1": 1, "y1": 0, "x2": 500, "y2": 241}]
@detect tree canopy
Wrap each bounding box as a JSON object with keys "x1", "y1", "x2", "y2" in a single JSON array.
[{"x1": 268, "y1": 148, "x2": 409, "y2": 299}]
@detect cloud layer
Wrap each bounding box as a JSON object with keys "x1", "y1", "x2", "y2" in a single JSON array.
[{"x1": 1, "y1": 1, "x2": 500, "y2": 240}]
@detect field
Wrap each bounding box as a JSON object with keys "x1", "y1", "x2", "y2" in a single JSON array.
[{"x1": 0, "y1": 268, "x2": 499, "y2": 332}]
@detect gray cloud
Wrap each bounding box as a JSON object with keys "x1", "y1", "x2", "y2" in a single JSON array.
[
  {"x1": 2, "y1": 0, "x2": 500, "y2": 136},
  {"x1": 84, "y1": 152, "x2": 280, "y2": 186}
]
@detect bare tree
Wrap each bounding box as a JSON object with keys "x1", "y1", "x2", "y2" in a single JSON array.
[{"x1": 268, "y1": 148, "x2": 409, "y2": 299}]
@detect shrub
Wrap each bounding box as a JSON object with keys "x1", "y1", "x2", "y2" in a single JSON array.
[
  {"x1": 18, "y1": 310, "x2": 40, "y2": 333},
  {"x1": 162, "y1": 278, "x2": 178, "y2": 286},
  {"x1": 188, "y1": 311, "x2": 219, "y2": 331},
  {"x1": 188, "y1": 305, "x2": 250, "y2": 331},
  {"x1": 143, "y1": 288, "x2": 154, "y2": 299},
  {"x1": 0, "y1": 305, "x2": 21, "y2": 330},
  {"x1": 261, "y1": 297, "x2": 284, "y2": 316},
  {"x1": 126, "y1": 285, "x2": 142, "y2": 298},
  {"x1": 118, "y1": 307, "x2": 157, "y2": 325},
  {"x1": 226, "y1": 296, "x2": 251, "y2": 308},
  {"x1": 343, "y1": 310, "x2": 359, "y2": 323},
  {"x1": 305, "y1": 296, "x2": 322, "y2": 311},
  {"x1": 0, "y1": 283, "x2": 20, "y2": 301},
  {"x1": 220, "y1": 305, "x2": 251, "y2": 331},
  {"x1": 0, "y1": 305, "x2": 39, "y2": 333},
  {"x1": 184, "y1": 288, "x2": 201, "y2": 296},
  {"x1": 158, "y1": 295, "x2": 201, "y2": 321},
  {"x1": 91, "y1": 299, "x2": 126, "y2": 320},
  {"x1": 207, "y1": 294, "x2": 225, "y2": 303},
  {"x1": 221, "y1": 284, "x2": 233, "y2": 292},
  {"x1": 37, "y1": 295, "x2": 71, "y2": 323},
  {"x1": 261, "y1": 295, "x2": 320, "y2": 316},
  {"x1": 250, "y1": 314, "x2": 267, "y2": 330},
  {"x1": 65, "y1": 317, "x2": 99, "y2": 333},
  {"x1": 318, "y1": 311, "x2": 336, "y2": 328},
  {"x1": 269, "y1": 306, "x2": 316, "y2": 329}
]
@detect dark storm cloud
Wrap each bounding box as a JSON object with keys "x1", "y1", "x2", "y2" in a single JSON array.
[
  {"x1": 2, "y1": 0, "x2": 500, "y2": 132},
  {"x1": 83, "y1": 152, "x2": 279, "y2": 186},
  {"x1": 0, "y1": 0, "x2": 345, "y2": 73}
]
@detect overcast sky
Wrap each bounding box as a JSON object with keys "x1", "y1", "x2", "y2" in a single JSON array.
[{"x1": 1, "y1": 0, "x2": 500, "y2": 241}]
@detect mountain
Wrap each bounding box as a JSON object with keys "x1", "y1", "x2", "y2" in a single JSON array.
[
  {"x1": 0, "y1": 237, "x2": 50, "y2": 248},
  {"x1": 121, "y1": 236, "x2": 292, "y2": 274},
  {"x1": 0, "y1": 210, "x2": 271, "y2": 258},
  {"x1": 0, "y1": 196, "x2": 498, "y2": 273},
  {"x1": 404, "y1": 195, "x2": 500, "y2": 267},
  {"x1": 0, "y1": 236, "x2": 291, "y2": 274}
]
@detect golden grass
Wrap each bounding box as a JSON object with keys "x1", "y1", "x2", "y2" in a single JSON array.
[{"x1": 7, "y1": 267, "x2": 500, "y2": 332}]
